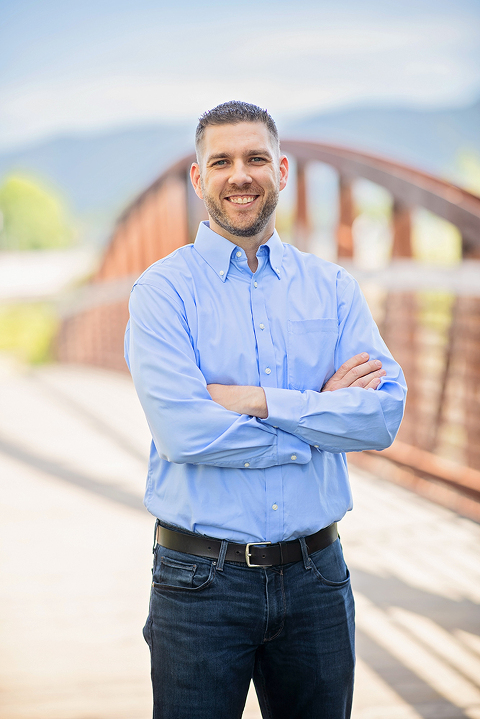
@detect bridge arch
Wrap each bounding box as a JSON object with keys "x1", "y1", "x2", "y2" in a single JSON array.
[
  {"x1": 92, "y1": 140, "x2": 480, "y2": 284},
  {"x1": 57, "y1": 140, "x2": 480, "y2": 518}
]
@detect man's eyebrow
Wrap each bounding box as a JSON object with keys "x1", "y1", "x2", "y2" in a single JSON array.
[
  {"x1": 246, "y1": 148, "x2": 273, "y2": 157},
  {"x1": 206, "y1": 149, "x2": 273, "y2": 163},
  {"x1": 207, "y1": 152, "x2": 233, "y2": 162}
]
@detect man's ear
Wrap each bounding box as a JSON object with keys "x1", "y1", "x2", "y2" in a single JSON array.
[
  {"x1": 190, "y1": 163, "x2": 203, "y2": 200},
  {"x1": 279, "y1": 155, "x2": 289, "y2": 192}
]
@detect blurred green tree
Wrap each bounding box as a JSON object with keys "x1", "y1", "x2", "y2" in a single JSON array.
[
  {"x1": 0, "y1": 303, "x2": 58, "y2": 364},
  {"x1": 454, "y1": 150, "x2": 480, "y2": 196},
  {"x1": 0, "y1": 174, "x2": 75, "y2": 250}
]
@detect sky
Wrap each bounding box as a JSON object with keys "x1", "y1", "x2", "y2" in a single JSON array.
[{"x1": 1, "y1": 0, "x2": 480, "y2": 151}]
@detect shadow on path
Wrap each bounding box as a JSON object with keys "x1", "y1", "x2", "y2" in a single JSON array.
[
  {"x1": 352, "y1": 567, "x2": 480, "y2": 635},
  {"x1": 352, "y1": 567, "x2": 480, "y2": 718},
  {"x1": 0, "y1": 434, "x2": 146, "y2": 513},
  {"x1": 33, "y1": 371, "x2": 148, "y2": 463},
  {"x1": 357, "y1": 629, "x2": 469, "y2": 719}
]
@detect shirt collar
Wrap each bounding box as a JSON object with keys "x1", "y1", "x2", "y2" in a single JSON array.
[{"x1": 193, "y1": 221, "x2": 284, "y2": 282}]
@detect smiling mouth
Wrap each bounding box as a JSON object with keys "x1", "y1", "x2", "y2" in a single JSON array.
[{"x1": 225, "y1": 195, "x2": 258, "y2": 205}]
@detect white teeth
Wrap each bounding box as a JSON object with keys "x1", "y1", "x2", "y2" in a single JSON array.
[{"x1": 228, "y1": 196, "x2": 255, "y2": 204}]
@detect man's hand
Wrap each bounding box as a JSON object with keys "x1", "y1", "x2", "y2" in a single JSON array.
[
  {"x1": 321, "y1": 353, "x2": 386, "y2": 392},
  {"x1": 207, "y1": 384, "x2": 268, "y2": 418}
]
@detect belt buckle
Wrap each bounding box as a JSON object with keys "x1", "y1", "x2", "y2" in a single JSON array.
[{"x1": 245, "y1": 541, "x2": 272, "y2": 567}]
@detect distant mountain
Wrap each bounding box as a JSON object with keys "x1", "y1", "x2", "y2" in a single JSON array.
[
  {"x1": 0, "y1": 123, "x2": 193, "y2": 243},
  {"x1": 285, "y1": 100, "x2": 480, "y2": 175},
  {"x1": 0, "y1": 100, "x2": 478, "y2": 245}
]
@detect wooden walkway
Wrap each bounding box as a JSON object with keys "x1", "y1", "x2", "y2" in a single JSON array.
[{"x1": 1, "y1": 360, "x2": 479, "y2": 719}]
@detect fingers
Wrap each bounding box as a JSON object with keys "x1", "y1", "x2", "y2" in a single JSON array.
[
  {"x1": 334, "y1": 359, "x2": 383, "y2": 391},
  {"x1": 351, "y1": 369, "x2": 386, "y2": 389},
  {"x1": 348, "y1": 359, "x2": 383, "y2": 381},
  {"x1": 321, "y1": 353, "x2": 387, "y2": 392},
  {"x1": 334, "y1": 352, "x2": 370, "y2": 379}
]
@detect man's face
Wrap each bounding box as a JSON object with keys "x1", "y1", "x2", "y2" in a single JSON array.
[{"x1": 191, "y1": 122, "x2": 288, "y2": 240}]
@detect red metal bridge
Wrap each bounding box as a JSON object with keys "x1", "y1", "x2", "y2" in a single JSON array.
[{"x1": 56, "y1": 140, "x2": 480, "y2": 521}]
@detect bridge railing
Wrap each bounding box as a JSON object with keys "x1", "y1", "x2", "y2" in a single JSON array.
[{"x1": 56, "y1": 141, "x2": 480, "y2": 520}]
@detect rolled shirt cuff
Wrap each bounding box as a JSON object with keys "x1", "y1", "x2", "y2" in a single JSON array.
[{"x1": 262, "y1": 386, "x2": 306, "y2": 436}]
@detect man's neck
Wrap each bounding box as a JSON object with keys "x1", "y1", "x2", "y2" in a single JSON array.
[{"x1": 208, "y1": 217, "x2": 275, "y2": 273}]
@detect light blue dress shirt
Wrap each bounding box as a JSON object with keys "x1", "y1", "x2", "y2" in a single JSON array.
[{"x1": 125, "y1": 221, "x2": 406, "y2": 544}]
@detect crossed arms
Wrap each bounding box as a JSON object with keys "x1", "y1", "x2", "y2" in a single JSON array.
[
  {"x1": 126, "y1": 276, "x2": 407, "y2": 468},
  {"x1": 207, "y1": 353, "x2": 386, "y2": 418}
]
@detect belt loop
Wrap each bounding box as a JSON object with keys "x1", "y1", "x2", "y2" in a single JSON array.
[
  {"x1": 299, "y1": 536, "x2": 311, "y2": 570},
  {"x1": 153, "y1": 519, "x2": 159, "y2": 553},
  {"x1": 216, "y1": 540, "x2": 228, "y2": 571}
]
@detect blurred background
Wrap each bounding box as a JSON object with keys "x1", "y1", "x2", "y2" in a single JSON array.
[{"x1": 1, "y1": 1, "x2": 480, "y2": 718}]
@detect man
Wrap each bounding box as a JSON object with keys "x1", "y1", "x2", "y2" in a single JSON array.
[{"x1": 125, "y1": 101, "x2": 406, "y2": 719}]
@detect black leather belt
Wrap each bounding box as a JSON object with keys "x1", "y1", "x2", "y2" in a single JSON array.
[{"x1": 156, "y1": 522, "x2": 338, "y2": 567}]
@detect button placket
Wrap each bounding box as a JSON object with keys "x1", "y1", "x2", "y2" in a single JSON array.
[
  {"x1": 250, "y1": 271, "x2": 277, "y2": 390},
  {"x1": 249, "y1": 265, "x2": 282, "y2": 540}
]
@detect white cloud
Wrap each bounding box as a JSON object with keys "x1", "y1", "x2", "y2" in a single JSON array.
[{"x1": 0, "y1": 10, "x2": 478, "y2": 150}]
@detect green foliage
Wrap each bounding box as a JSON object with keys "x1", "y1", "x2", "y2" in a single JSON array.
[
  {"x1": 452, "y1": 150, "x2": 480, "y2": 197},
  {"x1": 0, "y1": 303, "x2": 58, "y2": 364},
  {"x1": 417, "y1": 291, "x2": 455, "y2": 333},
  {"x1": 0, "y1": 174, "x2": 74, "y2": 250},
  {"x1": 353, "y1": 179, "x2": 392, "y2": 220},
  {"x1": 412, "y1": 208, "x2": 461, "y2": 265}
]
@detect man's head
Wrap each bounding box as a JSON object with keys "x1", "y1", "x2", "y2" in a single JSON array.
[
  {"x1": 195, "y1": 100, "x2": 280, "y2": 163},
  {"x1": 191, "y1": 101, "x2": 288, "y2": 243}
]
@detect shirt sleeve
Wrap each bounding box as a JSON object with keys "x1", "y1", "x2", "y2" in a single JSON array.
[
  {"x1": 261, "y1": 273, "x2": 407, "y2": 453},
  {"x1": 125, "y1": 281, "x2": 311, "y2": 468}
]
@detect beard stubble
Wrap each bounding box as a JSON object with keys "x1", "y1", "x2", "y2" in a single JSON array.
[{"x1": 201, "y1": 181, "x2": 279, "y2": 238}]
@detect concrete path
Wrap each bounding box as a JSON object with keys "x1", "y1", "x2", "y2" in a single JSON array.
[{"x1": 1, "y1": 359, "x2": 479, "y2": 719}]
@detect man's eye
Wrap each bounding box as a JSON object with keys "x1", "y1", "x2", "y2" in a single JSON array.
[{"x1": 213, "y1": 160, "x2": 227, "y2": 166}]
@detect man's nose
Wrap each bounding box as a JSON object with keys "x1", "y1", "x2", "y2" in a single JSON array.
[{"x1": 228, "y1": 160, "x2": 252, "y2": 186}]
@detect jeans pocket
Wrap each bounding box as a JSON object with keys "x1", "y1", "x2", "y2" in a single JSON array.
[
  {"x1": 152, "y1": 551, "x2": 217, "y2": 592},
  {"x1": 308, "y1": 539, "x2": 351, "y2": 587}
]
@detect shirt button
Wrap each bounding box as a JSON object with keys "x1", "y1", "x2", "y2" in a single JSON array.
[
  {"x1": 265, "y1": 368, "x2": 271, "y2": 375},
  {"x1": 291, "y1": 455, "x2": 297, "y2": 460},
  {"x1": 254, "y1": 281, "x2": 258, "y2": 288},
  {"x1": 244, "y1": 462, "x2": 250, "y2": 467},
  {"x1": 272, "y1": 504, "x2": 278, "y2": 510},
  {"x1": 259, "y1": 323, "x2": 265, "y2": 330},
  {"x1": 219, "y1": 270, "x2": 224, "y2": 276},
  {"x1": 314, "y1": 445, "x2": 319, "y2": 448},
  {"x1": 236, "y1": 251, "x2": 242, "y2": 257}
]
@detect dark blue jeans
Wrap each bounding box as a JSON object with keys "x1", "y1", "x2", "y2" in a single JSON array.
[{"x1": 143, "y1": 532, "x2": 355, "y2": 718}]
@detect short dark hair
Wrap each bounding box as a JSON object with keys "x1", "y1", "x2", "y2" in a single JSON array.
[{"x1": 195, "y1": 100, "x2": 279, "y2": 160}]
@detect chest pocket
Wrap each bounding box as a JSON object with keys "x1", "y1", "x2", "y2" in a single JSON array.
[{"x1": 287, "y1": 318, "x2": 338, "y2": 391}]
